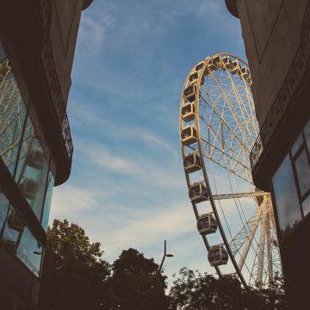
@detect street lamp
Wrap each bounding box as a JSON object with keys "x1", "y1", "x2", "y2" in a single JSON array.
[{"x1": 158, "y1": 240, "x2": 174, "y2": 273}]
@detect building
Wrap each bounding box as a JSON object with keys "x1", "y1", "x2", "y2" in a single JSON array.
[
  {"x1": 0, "y1": 0, "x2": 93, "y2": 308},
  {"x1": 226, "y1": 0, "x2": 310, "y2": 307}
]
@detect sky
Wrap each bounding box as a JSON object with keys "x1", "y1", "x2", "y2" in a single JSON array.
[{"x1": 50, "y1": 0, "x2": 247, "y2": 284}]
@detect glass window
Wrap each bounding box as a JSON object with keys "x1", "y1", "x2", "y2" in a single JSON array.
[
  {"x1": 272, "y1": 155, "x2": 302, "y2": 239},
  {"x1": 16, "y1": 135, "x2": 49, "y2": 220},
  {"x1": 0, "y1": 193, "x2": 10, "y2": 233},
  {"x1": 291, "y1": 133, "x2": 303, "y2": 156},
  {"x1": 16, "y1": 228, "x2": 42, "y2": 277},
  {"x1": 0, "y1": 68, "x2": 28, "y2": 175},
  {"x1": 0, "y1": 41, "x2": 5, "y2": 62},
  {"x1": 41, "y1": 171, "x2": 54, "y2": 230},
  {"x1": 305, "y1": 119, "x2": 310, "y2": 154},
  {"x1": 2, "y1": 207, "x2": 22, "y2": 244},
  {"x1": 302, "y1": 195, "x2": 310, "y2": 217},
  {"x1": 294, "y1": 149, "x2": 310, "y2": 197}
]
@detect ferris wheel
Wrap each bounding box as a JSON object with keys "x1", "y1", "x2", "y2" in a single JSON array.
[{"x1": 179, "y1": 53, "x2": 282, "y2": 289}]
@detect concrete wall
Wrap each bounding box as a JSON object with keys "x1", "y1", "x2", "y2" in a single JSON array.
[
  {"x1": 50, "y1": 0, "x2": 85, "y2": 104},
  {"x1": 236, "y1": 0, "x2": 308, "y2": 127}
]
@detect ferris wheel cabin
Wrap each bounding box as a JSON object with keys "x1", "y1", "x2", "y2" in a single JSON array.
[
  {"x1": 181, "y1": 102, "x2": 196, "y2": 122},
  {"x1": 189, "y1": 182, "x2": 208, "y2": 203},
  {"x1": 181, "y1": 125, "x2": 197, "y2": 146},
  {"x1": 197, "y1": 213, "x2": 217, "y2": 235},
  {"x1": 229, "y1": 60, "x2": 240, "y2": 75},
  {"x1": 183, "y1": 152, "x2": 201, "y2": 173},
  {"x1": 183, "y1": 84, "x2": 196, "y2": 102},
  {"x1": 208, "y1": 245, "x2": 229, "y2": 267}
]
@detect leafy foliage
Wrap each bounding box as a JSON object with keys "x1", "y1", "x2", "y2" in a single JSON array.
[
  {"x1": 168, "y1": 268, "x2": 288, "y2": 310},
  {"x1": 104, "y1": 248, "x2": 167, "y2": 310},
  {"x1": 40, "y1": 219, "x2": 110, "y2": 310}
]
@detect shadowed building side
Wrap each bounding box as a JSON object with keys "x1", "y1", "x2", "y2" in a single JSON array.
[
  {"x1": 226, "y1": 0, "x2": 310, "y2": 308},
  {"x1": 0, "y1": 0, "x2": 94, "y2": 308}
]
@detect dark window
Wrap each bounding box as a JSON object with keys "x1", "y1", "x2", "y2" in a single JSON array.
[
  {"x1": 302, "y1": 195, "x2": 310, "y2": 217},
  {"x1": 294, "y1": 149, "x2": 310, "y2": 197},
  {"x1": 41, "y1": 171, "x2": 54, "y2": 231},
  {"x1": 305, "y1": 119, "x2": 310, "y2": 154},
  {"x1": 0, "y1": 193, "x2": 10, "y2": 233},
  {"x1": 0, "y1": 41, "x2": 5, "y2": 62},
  {"x1": 272, "y1": 155, "x2": 302, "y2": 239},
  {"x1": 291, "y1": 133, "x2": 303, "y2": 156}
]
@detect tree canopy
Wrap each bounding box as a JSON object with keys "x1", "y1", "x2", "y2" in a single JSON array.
[
  {"x1": 104, "y1": 248, "x2": 167, "y2": 310},
  {"x1": 40, "y1": 219, "x2": 110, "y2": 310},
  {"x1": 40, "y1": 219, "x2": 287, "y2": 310},
  {"x1": 169, "y1": 267, "x2": 287, "y2": 310}
]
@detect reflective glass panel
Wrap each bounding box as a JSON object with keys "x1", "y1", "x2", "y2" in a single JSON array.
[
  {"x1": 272, "y1": 155, "x2": 302, "y2": 238},
  {"x1": 0, "y1": 193, "x2": 10, "y2": 233},
  {"x1": 0, "y1": 66, "x2": 27, "y2": 175},
  {"x1": 294, "y1": 149, "x2": 310, "y2": 197},
  {"x1": 3, "y1": 207, "x2": 22, "y2": 244},
  {"x1": 41, "y1": 171, "x2": 54, "y2": 230},
  {"x1": 0, "y1": 41, "x2": 5, "y2": 62},
  {"x1": 17, "y1": 135, "x2": 49, "y2": 220},
  {"x1": 302, "y1": 195, "x2": 310, "y2": 217},
  {"x1": 305, "y1": 119, "x2": 310, "y2": 154},
  {"x1": 291, "y1": 133, "x2": 303, "y2": 157},
  {"x1": 16, "y1": 228, "x2": 42, "y2": 277}
]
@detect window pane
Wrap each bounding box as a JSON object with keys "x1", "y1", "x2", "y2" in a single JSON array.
[
  {"x1": 291, "y1": 133, "x2": 303, "y2": 157},
  {"x1": 294, "y1": 149, "x2": 310, "y2": 197},
  {"x1": 16, "y1": 228, "x2": 42, "y2": 277},
  {"x1": 272, "y1": 155, "x2": 302, "y2": 238},
  {"x1": 17, "y1": 136, "x2": 49, "y2": 220},
  {"x1": 3, "y1": 207, "x2": 21, "y2": 244},
  {"x1": 0, "y1": 41, "x2": 5, "y2": 62},
  {"x1": 0, "y1": 65, "x2": 27, "y2": 175},
  {"x1": 0, "y1": 193, "x2": 10, "y2": 233},
  {"x1": 305, "y1": 119, "x2": 310, "y2": 154},
  {"x1": 41, "y1": 171, "x2": 54, "y2": 230},
  {"x1": 302, "y1": 195, "x2": 310, "y2": 217}
]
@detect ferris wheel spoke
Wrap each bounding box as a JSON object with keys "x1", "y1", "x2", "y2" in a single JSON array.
[
  {"x1": 213, "y1": 191, "x2": 264, "y2": 200},
  {"x1": 256, "y1": 222, "x2": 266, "y2": 287},
  {"x1": 207, "y1": 68, "x2": 250, "y2": 147},
  {"x1": 236, "y1": 210, "x2": 262, "y2": 271},
  {"x1": 200, "y1": 137, "x2": 252, "y2": 183},
  {"x1": 265, "y1": 210, "x2": 274, "y2": 283},
  {"x1": 200, "y1": 92, "x2": 252, "y2": 155}
]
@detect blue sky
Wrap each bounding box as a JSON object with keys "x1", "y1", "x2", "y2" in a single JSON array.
[{"x1": 50, "y1": 0, "x2": 246, "y2": 283}]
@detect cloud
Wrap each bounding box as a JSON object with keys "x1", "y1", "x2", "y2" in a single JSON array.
[
  {"x1": 50, "y1": 184, "x2": 98, "y2": 217},
  {"x1": 69, "y1": 101, "x2": 177, "y2": 159}
]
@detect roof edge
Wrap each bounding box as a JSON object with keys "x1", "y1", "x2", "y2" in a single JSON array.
[
  {"x1": 82, "y1": 0, "x2": 94, "y2": 10},
  {"x1": 225, "y1": 0, "x2": 239, "y2": 18}
]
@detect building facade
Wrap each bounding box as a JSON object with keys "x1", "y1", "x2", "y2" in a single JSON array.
[
  {"x1": 0, "y1": 0, "x2": 93, "y2": 308},
  {"x1": 226, "y1": 0, "x2": 310, "y2": 307}
]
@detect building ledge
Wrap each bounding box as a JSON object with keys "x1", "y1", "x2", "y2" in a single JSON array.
[
  {"x1": 225, "y1": 0, "x2": 239, "y2": 18},
  {"x1": 83, "y1": 0, "x2": 94, "y2": 10}
]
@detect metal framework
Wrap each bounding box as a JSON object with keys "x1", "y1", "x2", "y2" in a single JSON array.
[{"x1": 179, "y1": 53, "x2": 282, "y2": 289}]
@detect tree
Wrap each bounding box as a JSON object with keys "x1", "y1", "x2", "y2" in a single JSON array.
[
  {"x1": 40, "y1": 219, "x2": 111, "y2": 310},
  {"x1": 169, "y1": 268, "x2": 287, "y2": 310},
  {"x1": 104, "y1": 248, "x2": 168, "y2": 310}
]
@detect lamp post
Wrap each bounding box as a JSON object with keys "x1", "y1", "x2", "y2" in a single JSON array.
[{"x1": 158, "y1": 240, "x2": 174, "y2": 274}]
